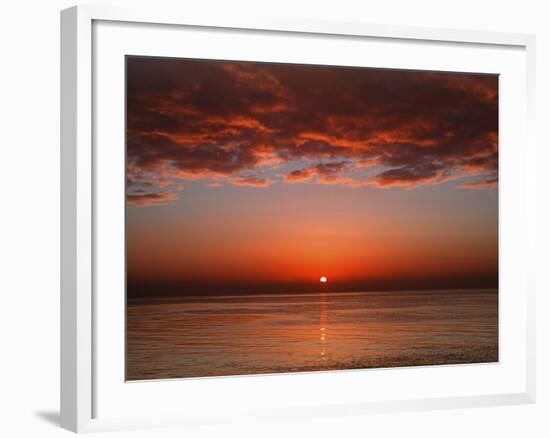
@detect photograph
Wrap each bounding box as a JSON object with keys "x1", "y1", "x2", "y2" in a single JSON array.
[
  {"x1": 0, "y1": 0, "x2": 544, "y2": 435},
  {"x1": 125, "y1": 56, "x2": 499, "y2": 380}
]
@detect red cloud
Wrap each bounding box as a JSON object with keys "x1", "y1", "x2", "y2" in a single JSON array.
[
  {"x1": 127, "y1": 190, "x2": 179, "y2": 207},
  {"x1": 127, "y1": 57, "x2": 498, "y2": 205},
  {"x1": 284, "y1": 161, "x2": 348, "y2": 184},
  {"x1": 232, "y1": 176, "x2": 271, "y2": 187},
  {"x1": 285, "y1": 168, "x2": 315, "y2": 183},
  {"x1": 457, "y1": 177, "x2": 498, "y2": 190}
]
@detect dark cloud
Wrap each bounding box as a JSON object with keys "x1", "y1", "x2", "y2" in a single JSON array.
[
  {"x1": 127, "y1": 190, "x2": 178, "y2": 207},
  {"x1": 458, "y1": 177, "x2": 499, "y2": 190},
  {"x1": 285, "y1": 161, "x2": 348, "y2": 183},
  {"x1": 127, "y1": 57, "x2": 498, "y2": 205}
]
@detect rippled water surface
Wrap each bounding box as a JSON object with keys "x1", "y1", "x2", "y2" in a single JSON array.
[{"x1": 127, "y1": 289, "x2": 498, "y2": 380}]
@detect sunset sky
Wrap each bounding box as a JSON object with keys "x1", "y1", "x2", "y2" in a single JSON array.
[{"x1": 126, "y1": 56, "x2": 498, "y2": 297}]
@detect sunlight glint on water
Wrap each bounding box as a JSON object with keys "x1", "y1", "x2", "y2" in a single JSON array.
[{"x1": 126, "y1": 289, "x2": 498, "y2": 380}]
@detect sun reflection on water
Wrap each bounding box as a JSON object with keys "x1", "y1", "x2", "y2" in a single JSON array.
[
  {"x1": 127, "y1": 290, "x2": 499, "y2": 380},
  {"x1": 319, "y1": 293, "x2": 328, "y2": 360}
]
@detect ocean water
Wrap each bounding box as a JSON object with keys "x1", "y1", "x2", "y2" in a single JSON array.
[{"x1": 126, "y1": 289, "x2": 498, "y2": 380}]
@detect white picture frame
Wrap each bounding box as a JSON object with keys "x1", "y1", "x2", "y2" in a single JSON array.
[{"x1": 60, "y1": 4, "x2": 536, "y2": 433}]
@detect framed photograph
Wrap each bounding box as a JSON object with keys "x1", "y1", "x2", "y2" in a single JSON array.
[{"x1": 61, "y1": 5, "x2": 536, "y2": 433}]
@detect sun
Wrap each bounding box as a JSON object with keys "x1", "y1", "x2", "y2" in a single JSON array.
[{"x1": 320, "y1": 276, "x2": 327, "y2": 283}]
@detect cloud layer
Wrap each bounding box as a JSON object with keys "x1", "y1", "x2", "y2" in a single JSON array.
[{"x1": 127, "y1": 57, "x2": 498, "y2": 206}]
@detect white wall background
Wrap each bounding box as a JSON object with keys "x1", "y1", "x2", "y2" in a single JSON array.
[{"x1": 0, "y1": 0, "x2": 547, "y2": 436}]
